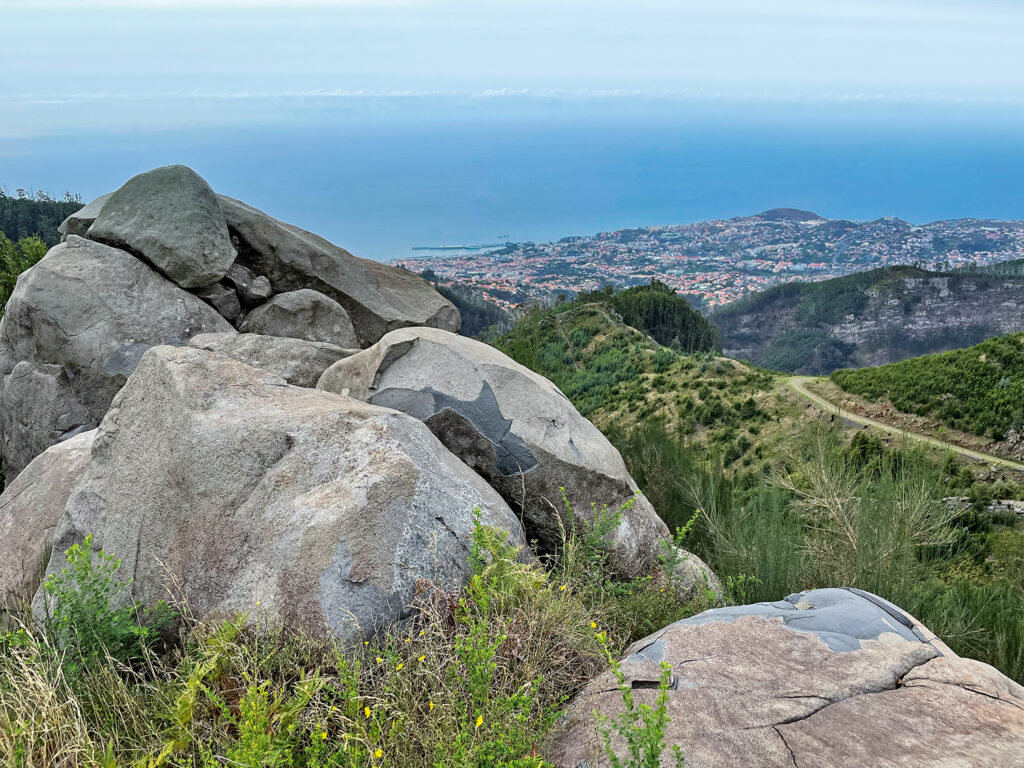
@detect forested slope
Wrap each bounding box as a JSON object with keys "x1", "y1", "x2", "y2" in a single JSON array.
[{"x1": 832, "y1": 332, "x2": 1024, "y2": 441}]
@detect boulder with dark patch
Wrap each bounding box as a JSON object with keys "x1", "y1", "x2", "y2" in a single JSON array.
[
  {"x1": 87, "y1": 165, "x2": 235, "y2": 289},
  {"x1": 219, "y1": 195, "x2": 459, "y2": 345},
  {"x1": 548, "y1": 588, "x2": 1024, "y2": 768},
  {"x1": 0, "y1": 236, "x2": 233, "y2": 478},
  {"x1": 0, "y1": 430, "x2": 95, "y2": 610},
  {"x1": 317, "y1": 327, "x2": 671, "y2": 578},
  {"x1": 188, "y1": 332, "x2": 356, "y2": 388},
  {"x1": 239, "y1": 288, "x2": 359, "y2": 347},
  {"x1": 40, "y1": 345, "x2": 524, "y2": 645}
]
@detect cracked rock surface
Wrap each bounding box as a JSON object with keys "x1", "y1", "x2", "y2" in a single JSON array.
[
  {"x1": 38, "y1": 345, "x2": 522, "y2": 645},
  {"x1": 317, "y1": 327, "x2": 674, "y2": 579},
  {"x1": 547, "y1": 588, "x2": 1024, "y2": 768}
]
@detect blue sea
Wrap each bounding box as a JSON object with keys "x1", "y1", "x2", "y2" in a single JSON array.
[{"x1": 3, "y1": 97, "x2": 1024, "y2": 262}]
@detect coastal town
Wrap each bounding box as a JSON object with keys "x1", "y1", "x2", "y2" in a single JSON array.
[{"x1": 396, "y1": 209, "x2": 1024, "y2": 308}]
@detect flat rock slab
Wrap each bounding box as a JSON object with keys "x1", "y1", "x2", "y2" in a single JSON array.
[
  {"x1": 40, "y1": 345, "x2": 524, "y2": 645},
  {"x1": 189, "y1": 332, "x2": 356, "y2": 388},
  {"x1": 0, "y1": 430, "x2": 95, "y2": 610},
  {"x1": 318, "y1": 327, "x2": 670, "y2": 578},
  {"x1": 0, "y1": 236, "x2": 233, "y2": 478},
  {"x1": 547, "y1": 588, "x2": 1024, "y2": 768},
  {"x1": 219, "y1": 195, "x2": 459, "y2": 346},
  {"x1": 87, "y1": 165, "x2": 235, "y2": 289}
]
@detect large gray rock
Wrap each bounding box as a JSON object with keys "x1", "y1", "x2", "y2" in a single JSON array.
[
  {"x1": 188, "y1": 332, "x2": 356, "y2": 388},
  {"x1": 42, "y1": 345, "x2": 524, "y2": 644},
  {"x1": 87, "y1": 165, "x2": 235, "y2": 289},
  {"x1": 58, "y1": 192, "x2": 112, "y2": 240},
  {"x1": 0, "y1": 430, "x2": 95, "y2": 611},
  {"x1": 317, "y1": 327, "x2": 669, "y2": 577},
  {"x1": 548, "y1": 588, "x2": 1024, "y2": 768},
  {"x1": 0, "y1": 236, "x2": 233, "y2": 477},
  {"x1": 218, "y1": 195, "x2": 460, "y2": 345},
  {"x1": 239, "y1": 288, "x2": 359, "y2": 347}
]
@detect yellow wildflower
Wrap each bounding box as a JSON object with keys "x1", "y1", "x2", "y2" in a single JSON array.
[
  {"x1": 429, "y1": 700, "x2": 434, "y2": 711},
  {"x1": 590, "y1": 621, "x2": 597, "y2": 629},
  {"x1": 559, "y1": 584, "x2": 567, "y2": 592},
  {"x1": 396, "y1": 662, "x2": 404, "y2": 671},
  {"x1": 475, "y1": 715, "x2": 483, "y2": 729},
  {"x1": 418, "y1": 654, "x2": 426, "y2": 662},
  {"x1": 364, "y1": 706, "x2": 371, "y2": 719},
  {"x1": 376, "y1": 656, "x2": 384, "y2": 664},
  {"x1": 321, "y1": 732, "x2": 327, "y2": 740},
  {"x1": 374, "y1": 748, "x2": 383, "y2": 758}
]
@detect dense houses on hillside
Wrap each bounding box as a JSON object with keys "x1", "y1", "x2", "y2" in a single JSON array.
[{"x1": 397, "y1": 211, "x2": 1024, "y2": 307}]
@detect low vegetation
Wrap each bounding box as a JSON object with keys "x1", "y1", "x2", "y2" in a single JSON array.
[
  {"x1": 831, "y1": 332, "x2": 1024, "y2": 441},
  {"x1": 1, "y1": 503, "x2": 702, "y2": 767},
  {"x1": 575, "y1": 281, "x2": 719, "y2": 353}
]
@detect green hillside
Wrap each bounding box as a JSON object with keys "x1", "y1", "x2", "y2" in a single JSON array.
[
  {"x1": 832, "y1": 332, "x2": 1024, "y2": 441},
  {"x1": 493, "y1": 297, "x2": 1024, "y2": 683}
]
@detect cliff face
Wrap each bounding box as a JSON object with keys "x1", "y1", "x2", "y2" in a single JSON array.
[{"x1": 714, "y1": 266, "x2": 1024, "y2": 374}]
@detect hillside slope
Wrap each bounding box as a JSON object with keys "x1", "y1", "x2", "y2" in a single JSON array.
[
  {"x1": 831, "y1": 332, "x2": 1024, "y2": 452},
  {"x1": 713, "y1": 263, "x2": 1024, "y2": 374}
]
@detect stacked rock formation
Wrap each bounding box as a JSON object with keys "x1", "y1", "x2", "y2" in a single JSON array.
[
  {"x1": 0, "y1": 164, "x2": 694, "y2": 635},
  {"x1": 0, "y1": 164, "x2": 459, "y2": 478}
]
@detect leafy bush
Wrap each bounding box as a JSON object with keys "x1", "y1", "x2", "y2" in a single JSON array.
[
  {"x1": 1, "y1": 503, "x2": 702, "y2": 766},
  {"x1": 41, "y1": 534, "x2": 171, "y2": 666}
]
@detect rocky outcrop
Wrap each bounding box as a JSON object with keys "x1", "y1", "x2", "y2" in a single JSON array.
[
  {"x1": 548, "y1": 588, "x2": 1024, "y2": 768},
  {"x1": 87, "y1": 165, "x2": 236, "y2": 289},
  {"x1": 58, "y1": 192, "x2": 112, "y2": 240},
  {"x1": 0, "y1": 430, "x2": 95, "y2": 610},
  {"x1": 317, "y1": 327, "x2": 669, "y2": 577},
  {"x1": 239, "y1": 289, "x2": 359, "y2": 347},
  {"x1": 0, "y1": 166, "x2": 460, "y2": 477},
  {"x1": 219, "y1": 195, "x2": 460, "y2": 345},
  {"x1": 0, "y1": 236, "x2": 233, "y2": 477},
  {"x1": 188, "y1": 332, "x2": 355, "y2": 388},
  {"x1": 42, "y1": 346, "x2": 523, "y2": 644}
]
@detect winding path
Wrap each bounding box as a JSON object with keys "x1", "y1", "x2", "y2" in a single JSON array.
[{"x1": 784, "y1": 376, "x2": 1024, "y2": 472}]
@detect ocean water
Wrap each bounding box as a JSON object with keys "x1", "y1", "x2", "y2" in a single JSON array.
[{"x1": 4, "y1": 101, "x2": 1024, "y2": 262}]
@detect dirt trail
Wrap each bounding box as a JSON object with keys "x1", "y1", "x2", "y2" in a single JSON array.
[{"x1": 784, "y1": 376, "x2": 1024, "y2": 473}]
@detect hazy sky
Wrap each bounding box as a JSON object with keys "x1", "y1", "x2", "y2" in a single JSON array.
[{"x1": 4, "y1": 0, "x2": 1024, "y2": 138}]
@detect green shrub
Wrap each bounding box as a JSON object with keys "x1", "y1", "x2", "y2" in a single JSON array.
[{"x1": 41, "y1": 534, "x2": 172, "y2": 666}]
